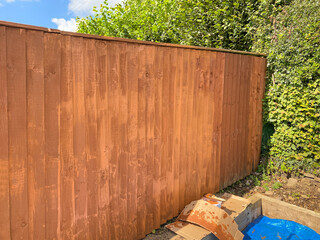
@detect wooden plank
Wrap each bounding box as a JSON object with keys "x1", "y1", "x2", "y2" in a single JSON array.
[
  {"x1": 179, "y1": 49, "x2": 189, "y2": 210},
  {"x1": 232, "y1": 54, "x2": 241, "y2": 183},
  {"x1": 44, "y1": 32, "x2": 61, "y2": 240},
  {"x1": 127, "y1": 43, "x2": 139, "y2": 240},
  {"x1": 240, "y1": 55, "x2": 252, "y2": 178},
  {"x1": 185, "y1": 50, "x2": 196, "y2": 203},
  {"x1": 118, "y1": 42, "x2": 128, "y2": 239},
  {"x1": 153, "y1": 46, "x2": 163, "y2": 227},
  {"x1": 71, "y1": 36, "x2": 88, "y2": 239},
  {"x1": 248, "y1": 57, "x2": 259, "y2": 172},
  {"x1": 137, "y1": 44, "x2": 147, "y2": 236},
  {"x1": 145, "y1": 45, "x2": 155, "y2": 233},
  {"x1": 84, "y1": 38, "x2": 99, "y2": 239},
  {"x1": 211, "y1": 52, "x2": 225, "y2": 192},
  {"x1": 200, "y1": 51, "x2": 211, "y2": 194},
  {"x1": 95, "y1": 40, "x2": 110, "y2": 239},
  {"x1": 167, "y1": 47, "x2": 176, "y2": 219},
  {"x1": 60, "y1": 34, "x2": 75, "y2": 239},
  {"x1": 173, "y1": 47, "x2": 183, "y2": 216},
  {"x1": 107, "y1": 41, "x2": 121, "y2": 239},
  {"x1": 220, "y1": 53, "x2": 233, "y2": 189},
  {"x1": 0, "y1": 26, "x2": 11, "y2": 240},
  {"x1": 26, "y1": 29, "x2": 45, "y2": 240},
  {"x1": 161, "y1": 47, "x2": 170, "y2": 223},
  {"x1": 7, "y1": 27, "x2": 28, "y2": 240},
  {"x1": 206, "y1": 51, "x2": 217, "y2": 193},
  {"x1": 193, "y1": 50, "x2": 202, "y2": 199}
]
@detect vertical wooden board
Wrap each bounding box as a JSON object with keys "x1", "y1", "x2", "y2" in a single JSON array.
[
  {"x1": 107, "y1": 41, "x2": 121, "y2": 239},
  {"x1": 232, "y1": 54, "x2": 241, "y2": 183},
  {"x1": 248, "y1": 57, "x2": 259, "y2": 172},
  {"x1": 173, "y1": 48, "x2": 182, "y2": 216},
  {"x1": 95, "y1": 40, "x2": 109, "y2": 239},
  {"x1": 0, "y1": 26, "x2": 10, "y2": 240},
  {"x1": 137, "y1": 44, "x2": 147, "y2": 235},
  {"x1": 60, "y1": 35, "x2": 75, "y2": 240},
  {"x1": 84, "y1": 38, "x2": 99, "y2": 239},
  {"x1": 179, "y1": 49, "x2": 189, "y2": 210},
  {"x1": 228, "y1": 54, "x2": 236, "y2": 185},
  {"x1": 167, "y1": 47, "x2": 176, "y2": 219},
  {"x1": 7, "y1": 27, "x2": 28, "y2": 240},
  {"x1": 44, "y1": 32, "x2": 61, "y2": 240},
  {"x1": 127, "y1": 43, "x2": 139, "y2": 240},
  {"x1": 193, "y1": 50, "x2": 202, "y2": 199},
  {"x1": 200, "y1": 51, "x2": 210, "y2": 195},
  {"x1": 26, "y1": 30, "x2": 45, "y2": 240},
  {"x1": 199, "y1": 51, "x2": 211, "y2": 196},
  {"x1": 71, "y1": 36, "x2": 88, "y2": 239},
  {"x1": 145, "y1": 45, "x2": 155, "y2": 233},
  {"x1": 254, "y1": 57, "x2": 267, "y2": 170},
  {"x1": 240, "y1": 55, "x2": 252, "y2": 178},
  {"x1": 161, "y1": 47, "x2": 170, "y2": 223},
  {"x1": 153, "y1": 46, "x2": 163, "y2": 227},
  {"x1": 220, "y1": 53, "x2": 233, "y2": 189},
  {"x1": 118, "y1": 42, "x2": 129, "y2": 239},
  {"x1": 206, "y1": 51, "x2": 217, "y2": 193},
  {"x1": 185, "y1": 50, "x2": 196, "y2": 203},
  {"x1": 211, "y1": 52, "x2": 225, "y2": 192}
]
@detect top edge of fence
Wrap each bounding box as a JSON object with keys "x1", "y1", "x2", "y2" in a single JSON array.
[{"x1": 0, "y1": 20, "x2": 267, "y2": 58}]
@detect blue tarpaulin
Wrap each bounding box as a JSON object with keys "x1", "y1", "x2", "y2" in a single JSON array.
[{"x1": 242, "y1": 215, "x2": 320, "y2": 240}]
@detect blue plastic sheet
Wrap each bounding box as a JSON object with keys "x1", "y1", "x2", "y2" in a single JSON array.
[{"x1": 242, "y1": 215, "x2": 320, "y2": 240}]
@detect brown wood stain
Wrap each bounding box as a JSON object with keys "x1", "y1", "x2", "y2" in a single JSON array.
[{"x1": 0, "y1": 21, "x2": 267, "y2": 240}]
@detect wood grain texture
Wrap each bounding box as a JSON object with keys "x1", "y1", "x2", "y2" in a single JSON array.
[
  {"x1": 0, "y1": 25, "x2": 267, "y2": 240},
  {"x1": 212, "y1": 52, "x2": 225, "y2": 191},
  {"x1": 95, "y1": 39, "x2": 110, "y2": 239},
  {"x1": 0, "y1": 26, "x2": 11, "y2": 240},
  {"x1": 7, "y1": 27, "x2": 28, "y2": 240},
  {"x1": 84, "y1": 38, "x2": 99, "y2": 239},
  {"x1": 26, "y1": 30, "x2": 45, "y2": 240},
  {"x1": 44, "y1": 32, "x2": 61, "y2": 240},
  {"x1": 60, "y1": 35, "x2": 75, "y2": 240}
]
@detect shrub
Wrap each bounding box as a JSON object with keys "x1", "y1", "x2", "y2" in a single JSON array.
[
  {"x1": 253, "y1": 0, "x2": 320, "y2": 175},
  {"x1": 77, "y1": 0, "x2": 261, "y2": 51}
]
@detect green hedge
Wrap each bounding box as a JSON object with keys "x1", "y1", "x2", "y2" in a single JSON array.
[{"x1": 254, "y1": 0, "x2": 320, "y2": 175}]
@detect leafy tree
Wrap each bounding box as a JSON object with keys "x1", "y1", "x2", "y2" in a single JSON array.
[
  {"x1": 253, "y1": 0, "x2": 320, "y2": 175},
  {"x1": 77, "y1": 0, "x2": 261, "y2": 51}
]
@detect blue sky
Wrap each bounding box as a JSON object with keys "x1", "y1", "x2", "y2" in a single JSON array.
[{"x1": 0, "y1": 0, "x2": 122, "y2": 32}]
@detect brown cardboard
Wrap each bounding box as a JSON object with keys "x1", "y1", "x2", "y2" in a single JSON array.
[{"x1": 166, "y1": 198, "x2": 244, "y2": 240}]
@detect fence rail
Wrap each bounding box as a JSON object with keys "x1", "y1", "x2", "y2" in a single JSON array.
[{"x1": 0, "y1": 21, "x2": 266, "y2": 240}]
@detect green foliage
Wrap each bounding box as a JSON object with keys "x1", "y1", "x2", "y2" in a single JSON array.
[
  {"x1": 77, "y1": 0, "x2": 180, "y2": 43},
  {"x1": 263, "y1": 183, "x2": 269, "y2": 191},
  {"x1": 253, "y1": 0, "x2": 320, "y2": 175},
  {"x1": 271, "y1": 181, "x2": 282, "y2": 190},
  {"x1": 77, "y1": 0, "x2": 261, "y2": 51}
]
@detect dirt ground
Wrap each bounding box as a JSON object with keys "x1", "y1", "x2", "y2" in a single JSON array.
[
  {"x1": 219, "y1": 172, "x2": 320, "y2": 214},
  {"x1": 144, "y1": 171, "x2": 320, "y2": 239}
]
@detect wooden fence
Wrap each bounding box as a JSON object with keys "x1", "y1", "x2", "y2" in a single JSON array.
[{"x1": 0, "y1": 21, "x2": 267, "y2": 240}]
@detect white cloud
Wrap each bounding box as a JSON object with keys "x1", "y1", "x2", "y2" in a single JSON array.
[
  {"x1": 5, "y1": 0, "x2": 16, "y2": 2},
  {"x1": 68, "y1": 0, "x2": 103, "y2": 16},
  {"x1": 68, "y1": 0, "x2": 123, "y2": 16},
  {"x1": 51, "y1": 18, "x2": 77, "y2": 32}
]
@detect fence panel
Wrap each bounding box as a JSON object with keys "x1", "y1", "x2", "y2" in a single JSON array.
[{"x1": 0, "y1": 21, "x2": 267, "y2": 240}]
